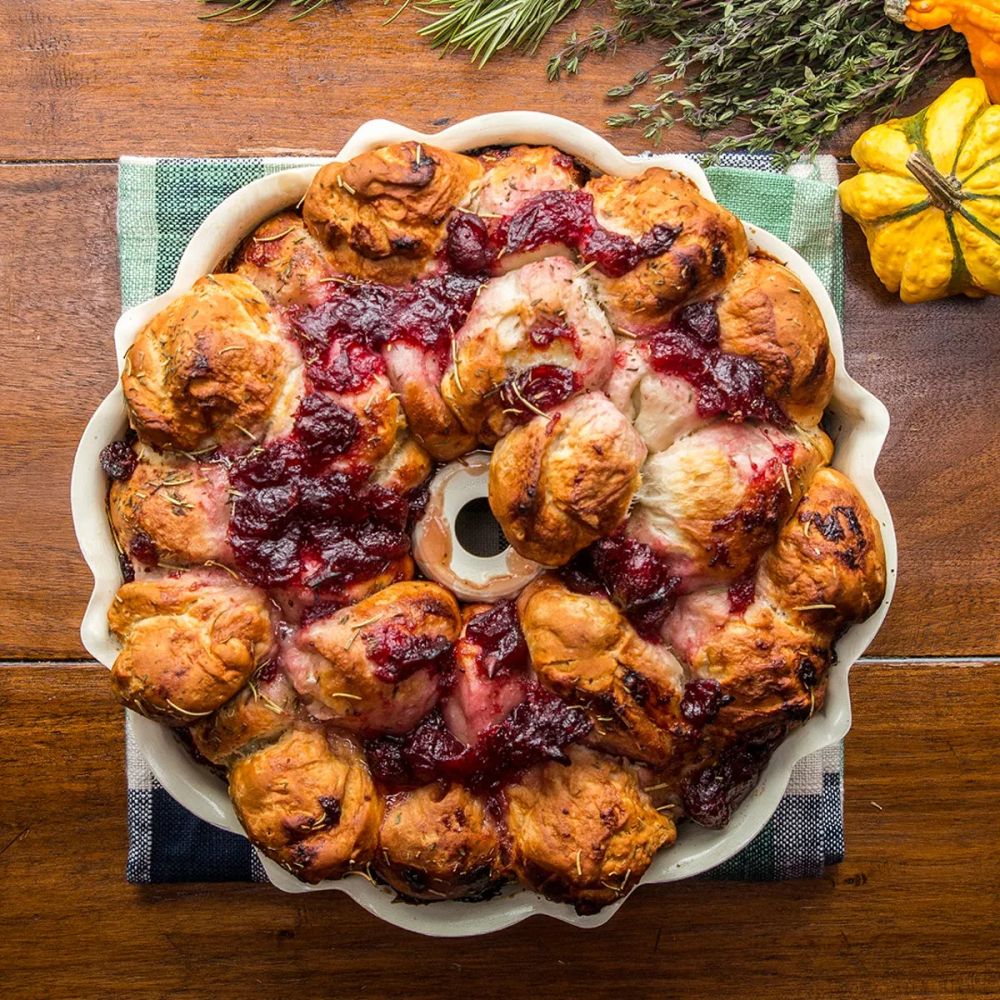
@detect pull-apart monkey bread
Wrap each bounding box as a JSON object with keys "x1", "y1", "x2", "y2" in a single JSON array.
[{"x1": 99, "y1": 141, "x2": 885, "y2": 913}]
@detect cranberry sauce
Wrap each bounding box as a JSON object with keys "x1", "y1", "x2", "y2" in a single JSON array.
[
  {"x1": 726, "y1": 571, "x2": 757, "y2": 615},
  {"x1": 365, "y1": 683, "x2": 591, "y2": 793},
  {"x1": 227, "y1": 437, "x2": 413, "y2": 594},
  {"x1": 646, "y1": 299, "x2": 787, "y2": 426},
  {"x1": 445, "y1": 192, "x2": 681, "y2": 279},
  {"x1": 561, "y1": 533, "x2": 680, "y2": 641},
  {"x1": 497, "y1": 364, "x2": 579, "y2": 425},
  {"x1": 100, "y1": 437, "x2": 138, "y2": 482},
  {"x1": 680, "y1": 678, "x2": 733, "y2": 727},
  {"x1": 462, "y1": 600, "x2": 529, "y2": 678},
  {"x1": 682, "y1": 727, "x2": 782, "y2": 828},
  {"x1": 287, "y1": 271, "x2": 483, "y2": 375},
  {"x1": 365, "y1": 623, "x2": 453, "y2": 685}
]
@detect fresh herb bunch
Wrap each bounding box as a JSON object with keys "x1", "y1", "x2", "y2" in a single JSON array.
[{"x1": 546, "y1": 0, "x2": 968, "y2": 162}]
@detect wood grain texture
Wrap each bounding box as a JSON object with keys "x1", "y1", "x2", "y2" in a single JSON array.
[
  {"x1": 0, "y1": 1, "x2": 969, "y2": 162},
  {"x1": 1, "y1": 661, "x2": 997, "y2": 999}
]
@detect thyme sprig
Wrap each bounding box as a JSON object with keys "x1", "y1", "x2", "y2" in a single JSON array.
[{"x1": 547, "y1": 0, "x2": 968, "y2": 163}]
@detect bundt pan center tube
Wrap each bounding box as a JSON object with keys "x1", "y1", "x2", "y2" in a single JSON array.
[{"x1": 72, "y1": 113, "x2": 896, "y2": 936}]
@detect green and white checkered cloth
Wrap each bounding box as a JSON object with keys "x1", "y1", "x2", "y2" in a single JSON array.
[{"x1": 119, "y1": 154, "x2": 846, "y2": 884}]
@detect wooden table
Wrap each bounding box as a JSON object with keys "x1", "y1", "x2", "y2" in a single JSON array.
[{"x1": 1, "y1": 5, "x2": 998, "y2": 997}]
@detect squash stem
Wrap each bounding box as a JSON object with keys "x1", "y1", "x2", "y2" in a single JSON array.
[{"x1": 906, "y1": 151, "x2": 964, "y2": 213}]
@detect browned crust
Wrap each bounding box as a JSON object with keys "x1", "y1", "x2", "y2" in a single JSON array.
[
  {"x1": 229, "y1": 726, "x2": 382, "y2": 883},
  {"x1": 303, "y1": 142, "x2": 483, "y2": 284},
  {"x1": 107, "y1": 572, "x2": 276, "y2": 724}
]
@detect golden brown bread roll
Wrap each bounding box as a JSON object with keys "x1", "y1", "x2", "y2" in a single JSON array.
[
  {"x1": 123, "y1": 274, "x2": 300, "y2": 451},
  {"x1": 108, "y1": 451, "x2": 233, "y2": 569},
  {"x1": 375, "y1": 783, "x2": 504, "y2": 901},
  {"x1": 303, "y1": 142, "x2": 483, "y2": 284},
  {"x1": 489, "y1": 392, "x2": 647, "y2": 566},
  {"x1": 229, "y1": 726, "x2": 381, "y2": 883},
  {"x1": 108, "y1": 571, "x2": 276, "y2": 725},
  {"x1": 469, "y1": 144, "x2": 585, "y2": 216},
  {"x1": 229, "y1": 211, "x2": 337, "y2": 309},
  {"x1": 587, "y1": 169, "x2": 748, "y2": 328},
  {"x1": 666, "y1": 587, "x2": 832, "y2": 746},
  {"x1": 518, "y1": 575, "x2": 686, "y2": 767},
  {"x1": 716, "y1": 256, "x2": 834, "y2": 426},
  {"x1": 190, "y1": 663, "x2": 297, "y2": 766},
  {"x1": 441, "y1": 256, "x2": 615, "y2": 444},
  {"x1": 759, "y1": 466, "x2": 887, "y2": 629},
  {"x1": 504, "y1": 745, "x2": 675, "y2": 913},
  {"x1": 630, "y1": 421, "x2": 833, "y2": 589},
  {"x1": 282, "y1": 582, "x2": 462, "y2": 734}
]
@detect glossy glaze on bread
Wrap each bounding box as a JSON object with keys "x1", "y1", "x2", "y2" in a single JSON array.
[{"x1": 99, "y1": 142, "x2": 886, "y2": 912}]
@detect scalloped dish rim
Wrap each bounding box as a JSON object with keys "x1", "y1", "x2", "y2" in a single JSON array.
[{"x1": 71, "y1": 112, "x2": 897, "y2": 937}]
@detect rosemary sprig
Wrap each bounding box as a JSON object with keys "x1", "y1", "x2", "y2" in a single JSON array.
[
  {"x1": 200, "y1": 0, "x2": 335, "y2": 23},
  {"x1": 417, "y1": 0, "x2": 585, "y2": 66},
  {"x1": 547, "y1": 0, "x2": 968, "y2": 164}
]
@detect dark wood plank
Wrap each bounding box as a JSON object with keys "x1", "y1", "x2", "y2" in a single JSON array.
[
  {"x1": 1, "y1": 661, "x2": 997, "y2": 998},
  {"x1": 1, "y1": 162, "x2": 998, "y2": 658},
  {"x1": 0, "y1": 165, "x2": 119, "y2": 659}
]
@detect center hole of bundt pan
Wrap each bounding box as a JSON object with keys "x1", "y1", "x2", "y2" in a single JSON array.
[{"x1": 454, "y1": 497, "x2": 509, "y2": 558}]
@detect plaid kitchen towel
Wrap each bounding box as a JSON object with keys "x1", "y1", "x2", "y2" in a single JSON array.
[{"x1": 118, "y1": 153, "x2": 846, "y2": 884}]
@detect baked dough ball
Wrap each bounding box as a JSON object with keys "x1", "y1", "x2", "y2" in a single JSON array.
[
  {"x1": 283, "y1": 582, "x2": 462, "y2": 734},
  {"x1": 303, "y1": 142, "x2": 483, "y2": 284},
  {"x1": 123, "y1": 274, "x2": 300, "y2": 451},
  {"x1": 469, "y1": 145, "x2": 585, "y2": 217},
  {"x1": 383, "y1": 339, "x2": 477, "y2": 460},
  {"x1": 587, "y1": 169, "x2": 748, "y2": 329},
  {"x1": 108, "y1": 571, "x2": 276, "y2": 725},
  {"x1": 489, "y1": 392, "x2": 647, "y2": 566},
  {"x1": 518, "y1": 576, "x2": 685, "y2": 767},
  {"x1": 441, "y1": 256, "x2": 616, "y2": 444},
  {"x1": 665, "y1": 587, "x2": 832, "y2": 747},
  {"x1": 504, "y1": 745, "x2": 676, "y2": 913},
  {"x1": 630, "y1": 422, "x2": 833, "y2": 590},
  {"x1": 441, "y1": 602, "x2": 531, "y2": 746},
  {"x1": 109, "y1": 452, "x2": 232, "y2": 569},
  {"x1": 375, "y1": 783, "x2": 503, "y2": 901},
  {"x1": 190, "y1": 663, "x2": 297, "y2": 766},
  {"x1": 604, "y1": 340, "x2": 705, "y2": 455},
  {"x1": 371, "y1": 429, "x2": 433, "y2": 496},
  {"x1": 229, "y1": 211, "x2": 336, "y2": 309},
  {"x1": 716, "y1": 256, "x2": 834, "y2": 426},
  {"x1": 229, "y1": 726, "x2": 381, "y2": 883},
  {"x1": 760, "y1": 466, "x2": 886, "y2": 629}
]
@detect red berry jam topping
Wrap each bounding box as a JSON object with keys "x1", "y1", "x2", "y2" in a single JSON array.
[
  {"x1": 647, "y1": 300, "x2": 788, "y2": 426},
  {"x1": 462, "y1": 600, "x2": 529, "y2": 678},
  {"x1": 493, "y1": 191, "x2": 682, "y2": 278},
  {"x1": 288, "y1": 272, "x2": 483, "y2": 371},
  {"x1": 309, "y1": 340, "x2": 386, "y2": 395},
  {"x1": 128, "y1": 530, "x2": 158, "y2": 567},
  {"x1": 365, "y1": 623, "x2": 453, "y2": 684},
  {"x1": 100, "y1": 438, "x2": 138, "y2": 482},
  {"x1": 682, "y1": 728, "x2": 781, "y2": 828},
  {"x1": 527, "y1": 315, "x2": 580, "y2": 354},
  {"x1": 562, "y1": 533, "x2": 680, "y2": 641},
  {"x1": 227, "y1": 438, "x2": 410, "y2": 593},
  {"x1": 293, "y1": 392, "x2": 360, "y2": 460},
  {"x1": 365, "y1": 683, "x2": 591, "y2": 792},
  {"x1": 497, "y1": 364, "x2": 579, "y2": 424},
  {"x1": 727, "y1": 570, "x2": 757, "y2": 615},
  {"x1": 680, "y1": 678, "x2": 733, "y2": 727},
  {"x1": 446, "y1": 212, "x2": 495, "y2": 275}
]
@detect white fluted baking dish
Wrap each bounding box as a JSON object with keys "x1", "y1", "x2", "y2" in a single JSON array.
[{"x1": 72, "y1": 113, "x2": 896, "y2": 937}]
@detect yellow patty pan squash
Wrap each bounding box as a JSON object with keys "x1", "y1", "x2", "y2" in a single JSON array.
[{"x1": 839, "y1": 77, "x2": 1000, "y2": 302}]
